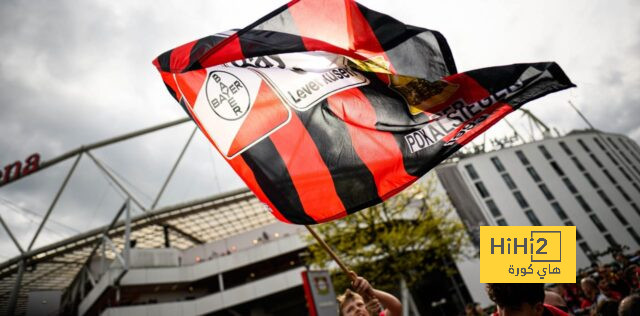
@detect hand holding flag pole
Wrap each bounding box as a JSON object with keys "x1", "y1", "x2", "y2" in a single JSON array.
[{"x1": 304, "y1": 225, "x2": 383, "y2": 314}]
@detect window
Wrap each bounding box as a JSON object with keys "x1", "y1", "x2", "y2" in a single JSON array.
[
  {"x1": 590, "y1": 154, "x2": 603, "y2": 167},
  {"x1": 515, "y1": 150, "x2": 530, "y2": 165},
  {"x1": 579, "y1": 242, "x2": 593, "y2": 257},
  {"x1": 634, "y1": 183, "x2": 640, "y2": 195},
  {"x1": 485, "y1": 199, "x2": 501, "y2": 217},
  {"x1": 584, "y1": 172, "x2": 599, "y2": 188},
  {"x1": 597, "y1": 190, "x2": 613, "y2": 206},
  {"x1": 527, "y1": 167, "x2": 542, "y2": 182},
  {"x1": 539, "y1": 184, "x2": 555, "y2": 200},
  {"x1": 525, "y1": 210, "x2": 542, "y2": 226},
  {"x1": 603, "y1": 169, "x2": 617, "y2": 184},
  {"x1": 616, "y1": 185, "x2": 631, "y2": 201},
  {"x1": 563, "y1": 178, "x2": 578, "y2": 194},
  {"x1": 539, "y1": 145, "x2": 552, "y2": 159},
  {"x1": 576, "y1": 195, "x2": 592, "y2": 213},
  {"x1": 623, "y1": 142, "x2": 640, "y2": 163},
  {"x1": 559, "y1": 141, "x2": 573, "y2": 155},
  {"x1": 566, "y1": 222, "x2": 583, "y2": 240},
  {"x1": 634, "y1": 166, "x2": 640, "y2": 177},
  {"x1": 592, "y1": 138, "x2": 604, "y2": 150},
  {"x1": 502, "y1": 174, "x2": 517, "y2": 190},
  {"x1": 607, "y1": 137, "x2": 620, "y2": 150},
  {"x1": 578, "y1": 139, "x2": 591, "y2": 152},
  {"x1": 631, "y1": 203, "x2": 640, "y2": 217},
  {"x1": 491, "y1": 157, "x2": 505, "y2": 172},
  {"x1": 611, "y1": 208, "x2": 628, "y2": 225},
  {"x1": 551, "y1": 202, "x2": 568, "y2": 220},
  {"x1": 604, "y1": 234, "x2": 618, "y2": 247},
  {"x1": 475, "y1": 182, "x2": 490, "y2": 198},
  {"x1": 618, "y1": 167, "x2": 632, "y2": 181},
  {"x1": 628, "y1": 227, "x2": 640, "y2": 246},
  {"x1": 589, "y1": 214, "x2": 607, "y2": 232},
  {"x1": 606, "y1": 152, "x2": 619, "y2": 165},
  {"x1": 497, "y1": 219, "x2": 508, "y2": 226},
  {"x1": 465, "y1": 164, "x2": 479, "y2": 180},
  {"x1": 513, "y1": 191, "x2": 529, "y2": 208},
  {"x1": 550, "y1": 161, "x2": 565, "y2": 176},
  {"x1": 620, "y1": 152, "x2": 632, "y2": 164},
  {"x1": 572, "y1": 157, "x2": 585, "y2": 171},
  {"x1": 619, "y1": 138, "x2": 631, "y2": 151}
]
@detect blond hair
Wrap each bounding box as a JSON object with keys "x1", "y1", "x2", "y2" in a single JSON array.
[{"x1": 337, "y1": 289, "x2": 363, "y2": 316}]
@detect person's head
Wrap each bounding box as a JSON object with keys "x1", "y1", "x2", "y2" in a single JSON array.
[
  {"x1": 619, "y1": 294, "x2": 640, "y2": 316},
  {"x1": 595, "y1": 299, "x2": 618, "y2": 316},
  {"x1": 543, "y1": 291, "x2": 568, "y2": 313},
  {"x1": 465, "y1": 302, "x2": 483, "y2": 316},
  {"x1": 466, "y1": 302, "x2": 477, "y2": 315},
  {"x1": 338, "y1": 289, "x2": 368, "y2": 316},
  {"x1": 614, "y1": 252, "x2": 629, "y2": 266},
  {"x1": 623, "y1": 264, "x2": 639, "y2": 285},
  {"x1": 486, "y1": 283, "x2": 545, "y2": 316},
  {"x1": 598, "y1": 279, "x2": 611, "y2": 294},
  {"x1": 580, "y1": 277, "x2": 599, "y2": 298}
]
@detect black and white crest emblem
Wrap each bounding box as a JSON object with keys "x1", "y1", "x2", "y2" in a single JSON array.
[{"x1": 205, "y1": 71, "x2": 251, "y2": 121}]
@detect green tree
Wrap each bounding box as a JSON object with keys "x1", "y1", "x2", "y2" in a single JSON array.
[{"x1": 305, "y1": 175, "x2": 469, "y2": 293}]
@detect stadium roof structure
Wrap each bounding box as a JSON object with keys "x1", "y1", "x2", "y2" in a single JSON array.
[
  {"x1": 0, "y1": 118, "x2": 276, "y2": 315},
  {"x1": 0, "y1": 188, "x2": 274, "y2": 315}
]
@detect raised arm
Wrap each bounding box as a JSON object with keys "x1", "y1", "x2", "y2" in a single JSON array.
[{"x1": 352, "y1": 276, "x2": 403, "y2": 316}]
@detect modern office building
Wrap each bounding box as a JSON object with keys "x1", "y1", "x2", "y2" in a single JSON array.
[{"x1": 436, "y1": 130, "x2": 640, "y2": 268}]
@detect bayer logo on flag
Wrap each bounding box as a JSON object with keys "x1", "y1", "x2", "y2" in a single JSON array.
[
  {"x1": 189, "y1": 65, "x2": 291, "y2": 159},
  {"x1": 206, "y1": 71, "x2": 251, "y2": 121}
]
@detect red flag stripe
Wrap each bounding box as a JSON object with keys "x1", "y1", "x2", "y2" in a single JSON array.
[
  {"x1": 287, "y1": 0, "x2": 351, "y2": 51},
  {"x1": 173, "y1": 69, "x2": 207, "y2": 109},
  {"x1": 327, "y1": 89, "x2": 416, "y2": 199},
  {"x1": 269, "y1": 112, "x2": 347, "y2": 222},
  {"x1": 160, "y1": 71, "x2": 183, "y2": 101},
  {"x1": 345, "y1": 0, "x2": 396, "y2": 74},
  {"x1": 199, "y1": 35, "x2": 245, "y2": 69},
  {"x1": 170, "y1": 40, "x2": 198, "y2": 74}
]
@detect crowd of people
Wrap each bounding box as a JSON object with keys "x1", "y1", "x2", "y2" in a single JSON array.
[
  {"x1": 557, "y1": 251, "x2": 639, "y2": 315},
  {"x1": 336, "y1": 251, "x2": 640, "y2": 316},
  {"x1": 469, "y1": 251, "x2": 640, "y2": 316}
]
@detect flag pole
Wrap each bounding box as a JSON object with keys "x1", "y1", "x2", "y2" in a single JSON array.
[
  {"x1": 304, "y1": 224, "x2": 383, "y2": 313},
  {"x1": 304, "y1": 225, "x2": 356, "y2": 281}
]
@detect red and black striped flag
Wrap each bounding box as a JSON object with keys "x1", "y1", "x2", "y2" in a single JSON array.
[{"x1": 153, "y1": 0, "x2": 574, "y2": 224}]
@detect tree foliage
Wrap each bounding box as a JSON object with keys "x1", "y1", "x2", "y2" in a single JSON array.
[{"x1": 305, "y1": 175, "x2": 469, "y2": 293}]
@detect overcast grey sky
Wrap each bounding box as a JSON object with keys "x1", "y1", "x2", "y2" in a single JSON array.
[{"x1": 0, "y1": 0, "x2": 638, "y2": 259}]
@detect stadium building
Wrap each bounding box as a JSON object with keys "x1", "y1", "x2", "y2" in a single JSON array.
[{"x1": 0, "y1": 188, "x2": 472, "y2": 316}]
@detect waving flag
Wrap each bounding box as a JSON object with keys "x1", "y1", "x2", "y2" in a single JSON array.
[{"x1": 153, "y1": 0, "x2": 574, "y2": 224}]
